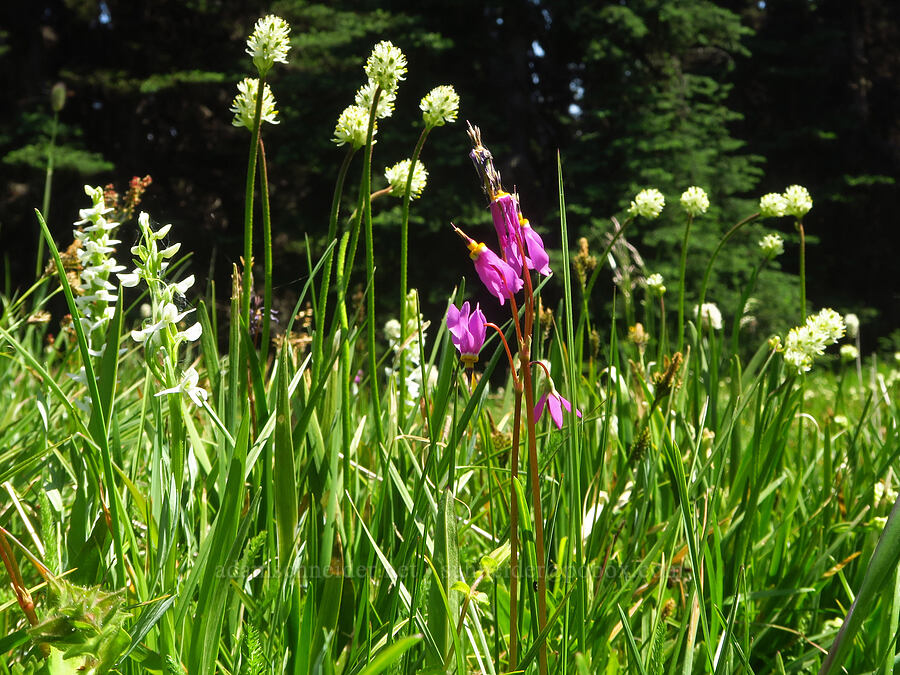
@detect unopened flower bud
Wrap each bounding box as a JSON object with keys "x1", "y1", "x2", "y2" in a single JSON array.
[{"x1": 51, "y1": 82, "x2": 67, "y2": 112}]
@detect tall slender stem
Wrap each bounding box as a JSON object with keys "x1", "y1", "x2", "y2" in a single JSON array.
[
  {"x1": 797, "y1": 220, "x2": 806, "y2": 321},
  {"x1": 362, "y1": 88, "x2": 384, "y2": 445},
  {"x1": 242, "y1": 77, "x2": 267, "y2": 341},
  {"x1": 521, "y1": 335, "x2": 549, "y2": 675},
  {"x1": 677, "y1": 215, "x2": 693, "y2": 352},
  {"x1": 313, "y1": 149, "x2": 356, "y2": 379},
  {"x1": 509, "y1": 387, "x2": 521, "y2": 670},
  {"x1": 399, "y1": 127, "x2": 431, "y2": 415},
  {"x1": 258, "y1": 138, "x2": 273, "y2": 362},
  {"x1": 36, "y1": 110, "x2": 59, "y2": 280}
]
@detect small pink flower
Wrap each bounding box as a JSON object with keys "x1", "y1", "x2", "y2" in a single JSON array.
[
  {"x1": 468, "y1": 241, "x2": 523, "y2": 305},
  {"x1": 520, "y1": 217, "x2": 551, "y2": 277},
  {"x1": 533, "y1": 390, "x2": 581, "y2": 429},
  {"x1": 446, "y1": 301, "x2": 486, "y2": 367}
]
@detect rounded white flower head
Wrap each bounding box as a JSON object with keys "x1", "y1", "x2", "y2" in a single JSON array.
[
  {"x1": 231, "y1": 78, "x2": 279, "y2": 130},
  {"x1": 783, "y1": 185, "x2": 813, "y2": 218},
  {"x1": 246, "y1": 15, "x2": 291, "y2": 77},
  {"x1": 758, "y1": 233, "x2": 784, "y2": 259},
  {"x1": 333, "y1": 105, "x2": 372, "y2": 149},
  {"x1": 679, "y1": 186, "x2": 709, "y2": 216},
  {"x1": 807, "y1": 307, "x2": 845, "y2": 343},
  {"x1": 759, "y1": 193, "x2": 787, "y2": 218},
  {"x1": 365, "y1": 40, "x2": 407, "y2": 92},
  {"x1": 844, "y1": 313, "x2": 860, "y2": 339},
  {"x1": 694, "y1": 302, "x2": 723, "y2": 330},
  {"x1": 355, "y1": 80, "x2": 397, "y2": 120},
  {"x1": 646, "y1": 273, "x2": 666, "y2": 296},
  {"x1": 421, "y1": 85, "x2": 460, "y2": 128},
  {"x1": 628, "y1": 188, "x2": 665, "y2": 219},
  {"x1": 385, "y1": 159, "x2": 428, "y2": 200},
  {"x1": 840, "y1": 344, "x2": 859, "y2": 363}
]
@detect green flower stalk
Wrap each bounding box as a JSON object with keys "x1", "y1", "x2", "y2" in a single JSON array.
[
  {"x1": 359, "y1": 40, "x2": 407, "y2": 443},
  {"x1": 236, "y1": 15, "x2": 290, "y2": 354},
  {"x1": 783, "y1": 184, "x2": 813, "y2": 320}
]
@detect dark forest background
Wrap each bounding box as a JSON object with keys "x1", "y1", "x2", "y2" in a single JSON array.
[{"x1": 1, "y1": 0, "x2": 898, "y2": 351}]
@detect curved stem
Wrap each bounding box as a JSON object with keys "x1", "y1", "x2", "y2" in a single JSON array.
[
  {"x1": 485, "y1": 322, "x2": 519, "y2": 388},
  {"x1": 697, "y1": 212, "x2": 761, "y2": 311},
  {"x1": 242, "y1": 77, "x2": 267, "y2": 343}
]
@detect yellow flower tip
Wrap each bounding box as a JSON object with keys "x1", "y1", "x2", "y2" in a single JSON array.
[{"x1": 468, "y1": 241, "x2": 486, "y2": 260}]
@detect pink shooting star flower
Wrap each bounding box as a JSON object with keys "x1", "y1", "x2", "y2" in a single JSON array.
[
  {"x1": 446, "y1": 301, "x2": 487, "y2": 368},
  {"x1": 533, "y1": 389, "x2": 582, "y2": 429},
  {"x1": 489, "y1": 192, "x2": 525, "y2": 273},
  {"x1": 453, "y1": 224, "x2": 523, "y2": 305},
  {"x1": 519, "y1": 214, "x2": 551, "y2": 277}
]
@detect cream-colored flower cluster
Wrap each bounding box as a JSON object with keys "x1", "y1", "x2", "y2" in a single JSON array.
[
  {"x1": 628, "y1": 188, "x2": 665, "y2": 219},
  {"x1": 385, "y1": 159, "x2": 428, "y2": 200},
  {"x1": 680, "y1": 186, "x2": 709, "y2": 216},
  {"x1": 246, "y1": 14, "x2": 291, "y2": 78},
  {"x1": 759, "y1": 185, "x2": 813, "y2": 219},
  {"x1": 758, "y1": 233, "x2": 784, "y2": 259},
  {"x1": 421, "y1": 85, "x2": 460, "y2": 128},
  {"x1": 782, "y1": 308, "x2": 845, "y2": 374},
  {"x1": 231, "y1": 78, "x2": 279, "y2": 130},
  {"x1": 645, "y1": 273, "x2": 666, "y2": 296}
]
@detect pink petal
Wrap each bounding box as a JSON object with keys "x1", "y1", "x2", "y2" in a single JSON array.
[{"x1": 533, "y1": 393, "x2": 548, "y2": 424}]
